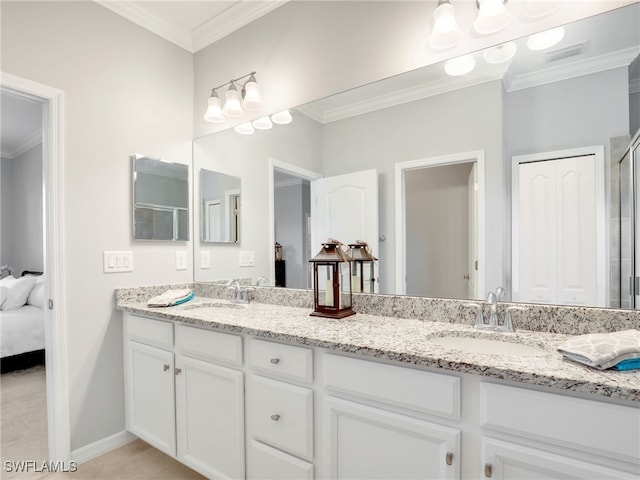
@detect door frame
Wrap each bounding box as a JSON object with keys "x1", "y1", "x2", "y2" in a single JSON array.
[
  {"x1": 1, "y1": 73, "x2": 70, "y2": 461},
  {"x1": 511, "y1": 145, "x2": 606, "y2": 306},
  {"x1": 268, "y1": 158, "x2": 322, "y2": 287},
  {"x1": 394, "y1": 150, "x2": 485, "y2": 297}
]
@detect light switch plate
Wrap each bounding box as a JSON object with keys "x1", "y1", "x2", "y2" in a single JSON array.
[
  {"x1": 103, "y1": 251, "x2": 134, "y2": 273},
  {"x1": 176, "y1": 251, "x2": 187, "y2": 270},
  {"x1": 200, "y1": 251, "x2": 211, "y2": 269},
  {"x1": 239, "y1": 250, "x2": 255, "y2": 267}
]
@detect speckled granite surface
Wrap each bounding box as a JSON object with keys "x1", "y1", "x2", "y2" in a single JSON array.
[{"x1": 115, "y1": 284, "x2": 640, "y2": 404}]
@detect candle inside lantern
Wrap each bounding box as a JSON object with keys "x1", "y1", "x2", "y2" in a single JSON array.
[{"x1": 351, "y1": 275, "x2": 361, "y2": 293}]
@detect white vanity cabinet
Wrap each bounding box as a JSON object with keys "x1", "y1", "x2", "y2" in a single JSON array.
[
  {"x1": 479, "y1": 383, "x2": 640, "y2": 479},
  {"x1": 124, "y1": 314, "x2": 245, "y2": 480},
  {"x1": 322, "y1": 354, "x2": 462, "y2": 480},
  {"x1": 246, "y1": 338, "x2": 315, "y2": 479}
]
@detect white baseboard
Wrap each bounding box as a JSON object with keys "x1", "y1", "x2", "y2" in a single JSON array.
[{"x1": 71, "y1": 430, "x2": 137, "y2": 464}]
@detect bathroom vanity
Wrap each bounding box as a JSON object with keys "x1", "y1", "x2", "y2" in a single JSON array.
[{"x1": 116, "y1": 285, "x2": 640, "y2": 480}]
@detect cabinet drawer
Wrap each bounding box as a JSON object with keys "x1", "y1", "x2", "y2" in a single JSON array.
[
  {"x1": 127, "y1": 314, "x2": 173, "y2": 348},
  {"x1": 248, "y1": 375, "x2": 313, "y2": 460},
  {"x1": 247, "y1": 439, "x2": 314, "y2": 480},
  {"x1": 324, "y1": 354, "x2": 461, "y2": 420},
  {"x1": 480, "y1": 383, "x2": 640, "y2": 465},
  {"x1": 175, "y1": 324, "x2": 242, "y2": 366},
  {"x1": 249, "y1": 338, "x2": 313, "y2": 384}
]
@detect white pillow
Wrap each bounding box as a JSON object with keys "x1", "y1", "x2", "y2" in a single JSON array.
[
  {"x1": 0, "y1": 275, "x2": 38, "y2": 310},
  {"x1": 27, "y1": 281, "x2": 46, "y2": 309},
  {"x1": 0, "y1": 285, "x2": 8, "y2": 308}
]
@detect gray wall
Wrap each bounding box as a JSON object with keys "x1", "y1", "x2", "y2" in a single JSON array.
[
  {"x1": 0, "y1": 144, "x2": 43, "y2": 275},
  {"x1": 1, "y1": 1, "x2": 193, "y2": 452}
]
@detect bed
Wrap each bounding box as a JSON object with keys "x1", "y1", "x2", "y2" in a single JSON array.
[{"x1": 0, "y1": 271, "x2": 45, "y2": 372}]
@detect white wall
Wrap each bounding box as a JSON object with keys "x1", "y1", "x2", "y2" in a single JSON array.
[{"x1": 1, "y1": 1, "x2": 193, "y2": 451}]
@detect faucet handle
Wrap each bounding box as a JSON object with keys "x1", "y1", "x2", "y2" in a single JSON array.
[
  {"x1": 463, "y1": 302, "x2": 485, "y2": 328},
  {"x1": 499, "y1": 305, "x2": 527, "y2": 332},
  {"x1": 495, "y1": 287, "x2": 505, "y2": 301}
]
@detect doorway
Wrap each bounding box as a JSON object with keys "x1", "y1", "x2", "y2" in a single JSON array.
[
  {"x1": 395, "y1": 151, "x2": 485, "y2": 299},
  {"x1": 1, "y1": 72, "x2": 70, "y2": 462}
]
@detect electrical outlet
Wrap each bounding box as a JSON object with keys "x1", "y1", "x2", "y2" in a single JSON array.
[
  {"x1": 200, "y1": 251, "x2": 211, "y2": 269},
  {"x1": 239, "y1": 250, "x2": 255, "y2": 267},
  {"x1": 103, "y1": 251, "x2": 134, "y2": 273},
  {"x1": 176, "y1": 251, "x2": 187, "y2": 270}
]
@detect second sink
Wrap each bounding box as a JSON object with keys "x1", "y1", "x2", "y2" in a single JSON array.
[{"x1": 428, "y1": 333, "x2": 548, "y2": 357}]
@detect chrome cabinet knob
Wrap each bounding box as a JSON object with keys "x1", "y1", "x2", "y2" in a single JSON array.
[
  {"x1": 270, "y1": 414, "x2": 280, "y2": 422},
  {"x1": 270, "y1": 358, "x2": 280, "y2": 365}
]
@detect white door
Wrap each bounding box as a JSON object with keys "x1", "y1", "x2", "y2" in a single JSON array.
[
  {"x1": 126, "y1": 341, "x2": 176, "y2": 457},
  {"x1": 206, "y1": 200, "x2": 222, "y2": 242},
  {"x1": 513, "y1": 151, "x2": 604, "y2": 306},
  {"x1": 311, "y1": 169, "x2": 379, "y2": 291},
  {"x1": 634, "y1": 140, "x2": 640, "y2": 309},
  {"x1": 467, "y1": 163, "x2": 478, "y2": 299},
  {"x1": 324, "y1": 396, "x2": 460, "y2": 479},
  {"x1": 175, "y1": 355, "x2": 245, "y2": 480}
]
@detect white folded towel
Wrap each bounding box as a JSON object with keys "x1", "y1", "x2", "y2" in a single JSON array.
[
  {"x1": 557, "y1": 329, "x2": 640, "y2": 370},
  {"x1": 147, "y1": 289, "x2": 193, "y2": 308}
]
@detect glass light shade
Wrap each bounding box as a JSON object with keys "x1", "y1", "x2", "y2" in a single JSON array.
[
  {"x1": 428, "y1": 2, "x2": 461, "y2": 50},
  {"x1": 222, "y1": 85, "x2": 244, "y2": 118},
  {"x1": 234, "y1": 122, "x2": 255, "y2": 135},
  {"x1": 252, "y1": 116, "x2": 273, "y2": 130},
  {"x1": 473, "y1": 0, "x2": 510, "y2": 35},
  {"x1": 522, "y1": 0, "x2": 559, "y2": 19},
  {"x1": 242, "y1": 79, "x2": 263, "y2": 111},
  {"x1": 271, "y1": 110, "x2": 293, "y2": 125},
  {"x1": 445, "y1": 55, "x2": 476, "y2": 76},
  {"x1": 482, "y1": 42, "x2": 517, "y2": 64},
  {"x1": 527, "y1": 26, "x2": 565, "y2": 51},
  {"x1": 203, "y1": 94, "x2": 225, "y2": 123}
]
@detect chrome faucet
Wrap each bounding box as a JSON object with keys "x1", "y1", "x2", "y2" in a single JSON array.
[
  {"x1": 226, "y1": 279, "x2": 253, "y2": 304},
  {"x1": 486, "y1": 291, "x2": 499, "y2": 329},
  {"x1": 255, "y1": 276, "x2": 269, "y2": 286},
  {"x1": 464, "y1": 287, "x2": 524, "y2": 332}
]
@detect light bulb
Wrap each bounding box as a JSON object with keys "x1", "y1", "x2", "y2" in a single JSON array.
[
  {"x1": 203, "y1": 92, "x2": 225, "y2": 123},
  {"x1": 482, "y1": 42, "x2": 517, "y2": 64},
  {"x1": 271, "y1": 110, "x2": 293, "y2": 125},
  {"x1": 428, "y1": 1, "x2": 461, "y2": 50},
  {"x1": 474, "y1": 0, "x2": 510, "y2": 35},
  {"x1": 445, "y1": 55, "x2": 476, "y2": 76},
  {"x1": 242, "y1": 75, "x2": 262, "y2": 111},
  {"x1": 252, "y1": 116, "x2": 273, "y2": 130},
  {"x1": 527, "y1": 26, "x2": 564, "y2": 51},
  {"x1": 235, "y1": 122, "x2": 255, "y2": 135},
  {"x1": 222, "y1": 84, "x2": 244, "y2": 118}
]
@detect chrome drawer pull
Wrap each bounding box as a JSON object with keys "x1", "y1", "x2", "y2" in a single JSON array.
[
  {"x1": 445, "y1": 452, "x2": 453, "y2": 466},
  {"x1": 175, "y1": 368, "x2": 182, "y2": 375},
  {"x1": 270, "y1": 358, "x2": 280, "y2": 365},
  {"x1": 163, "y1": 364, "x2": 170, "y2": 372},
  {"x1": 484, "y1": 463, "x2": 493, "y2": 478},
  {"x1": 270, "y1": 414, "x2": 281, "y2": 422}
]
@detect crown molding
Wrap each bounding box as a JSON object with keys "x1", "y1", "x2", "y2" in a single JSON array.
[
  {"x1": 506, "y1": 46, "x2": 640, "y2": 92},
  {"x1": 1, "y1": 129, "x2": 42, "y2": 160},
  {"x1": 192, "y1": 1, "x2": 288, "y2": 53},
  {"x1": 95, "y1": 1, "x2": 193, "y2": 51}
]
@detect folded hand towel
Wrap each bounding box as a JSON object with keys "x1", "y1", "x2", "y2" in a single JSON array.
[
  {"x1": 147, "y1": 289, "x2": 194, "y2": 308},
  {"x1": 558, "y1": 329, "x2": 640, "y2": 370}
]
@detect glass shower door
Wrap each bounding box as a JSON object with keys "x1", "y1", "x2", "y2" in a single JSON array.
[{"x1": 620, "y1": 133, "x2": 640, "y2": 309}]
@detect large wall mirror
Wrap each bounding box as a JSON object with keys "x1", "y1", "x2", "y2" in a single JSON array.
[
  {"x1": 193, "y1": 4, "x2": 640, "y2": 310},
  {"x1": 132, "y1": 154, "x2": 189, "y2": 241}
]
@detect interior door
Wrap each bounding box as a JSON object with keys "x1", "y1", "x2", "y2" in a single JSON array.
[
  {"x1": 467, "y1": 163, "x2": 478, "y2": 299},
  {"x1": 311, "y1": 169, "x2": 379, "y2": 292}
]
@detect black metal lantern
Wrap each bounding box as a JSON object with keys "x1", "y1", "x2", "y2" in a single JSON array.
[
  {"x1": 309, "y1": 239, "x2": 355, "y2": 319},
  {"x1": 348, "y1": 241, "x2": 377, "y2": 294}
]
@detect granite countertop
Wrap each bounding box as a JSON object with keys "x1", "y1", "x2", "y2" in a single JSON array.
[{"x1": 116, "y1": 296, "x2": 640, "y2": 404}]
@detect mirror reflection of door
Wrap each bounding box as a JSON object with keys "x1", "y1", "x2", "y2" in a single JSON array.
[{"x1": 206, "y1": 200, "x2": 222, "y2": 242}]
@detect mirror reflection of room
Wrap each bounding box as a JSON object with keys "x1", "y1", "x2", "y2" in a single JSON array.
[{"x1": 200, "y1": 169, "x2": 241, "y2": 244}]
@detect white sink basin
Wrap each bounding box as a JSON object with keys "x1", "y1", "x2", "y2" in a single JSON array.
[
  {"x1": 180, "y1": 299, "x2": 247, "y2": 310},
  {"x1": 428, "y1": 335, "x2": 548, "y2": 357}
]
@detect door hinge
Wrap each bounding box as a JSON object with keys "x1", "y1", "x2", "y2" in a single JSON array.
[{"x1": 48, "y1": 299, "x2": 54, "y2": 310}]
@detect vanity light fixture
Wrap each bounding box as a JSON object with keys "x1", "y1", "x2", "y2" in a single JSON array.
[
  {"x1": 482, "y1": 41, "x2": 517, "y2": 64},
  {"x1": 204, "y1": 71, "x2": 263, "y2": 123},
  {"x1": 428, "y1": 0, "x2": 461, "y2": 50},
  {"x1": 527, "y1": 26, "x2": 565, "y2": 51},
  {"x1": 474, "y1": 0, "x2": 510, "y2": 35},
  {"x1": 271, "y1": 110, "x2": 293, "y2": 125},
  {"x1": 445, "y1": 54, "x2": 476, "y2": 76}
]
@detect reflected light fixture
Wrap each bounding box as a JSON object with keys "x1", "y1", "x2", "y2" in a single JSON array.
[
  {"x1": 252, "y1": 116, "x2": 273, "y2": 130},
  {"x1": 445, "y1": 54, "x2": 476, "y2": 76},
  {"x1": 235, "y1": 122, "x2": 255, "y2": 135},
  {"x1": 474, "y1": 0, "x2": 510, "y2": 35},
  {"x1": 271, "y1": 110, "x2": 293, "y2": 125},
  {"x1": 527, "y1": 26, "x2": 565, "y2": 51},
  {"x1": 203, "y1": 71, "x2": 263, "y2": 123},
  {"x1": 429, "y1": 0, "x2": 461, "y2": 50},
  {"x1": 482, "y1": 41, "x2": 517, "y2": 64}
]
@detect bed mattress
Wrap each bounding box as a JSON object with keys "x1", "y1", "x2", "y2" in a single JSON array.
[{"x1": 1, "y1": 305, "x2": 45, "y2": 358}]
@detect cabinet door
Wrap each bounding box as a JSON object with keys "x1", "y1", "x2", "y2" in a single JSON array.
[
  {"x1": 324, "y1": 396, "x2": 460, "y2": 479},
  {"x1": 175, "y1": 354, "x2": 245, "y2": 480},
  {"x1": 126, "y1": 341, "x2": 176, "y2": 457},
  {"x1": 247, "y1": 439, "x2": 314, "y2": 480},
  {"x1": 482, "y1": 438, "x2": 635, "y2": 480}
]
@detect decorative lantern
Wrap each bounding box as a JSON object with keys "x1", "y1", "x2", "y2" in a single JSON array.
[
  {"x1": 274, "y1": 242, "x2": 283, "y2": 261},
  {"x1": 348, "y1": 241, "x2": 377, "y2": 294},
  {"x1": 309, "y1": 239, "x2": 355, "y2": 319}
]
